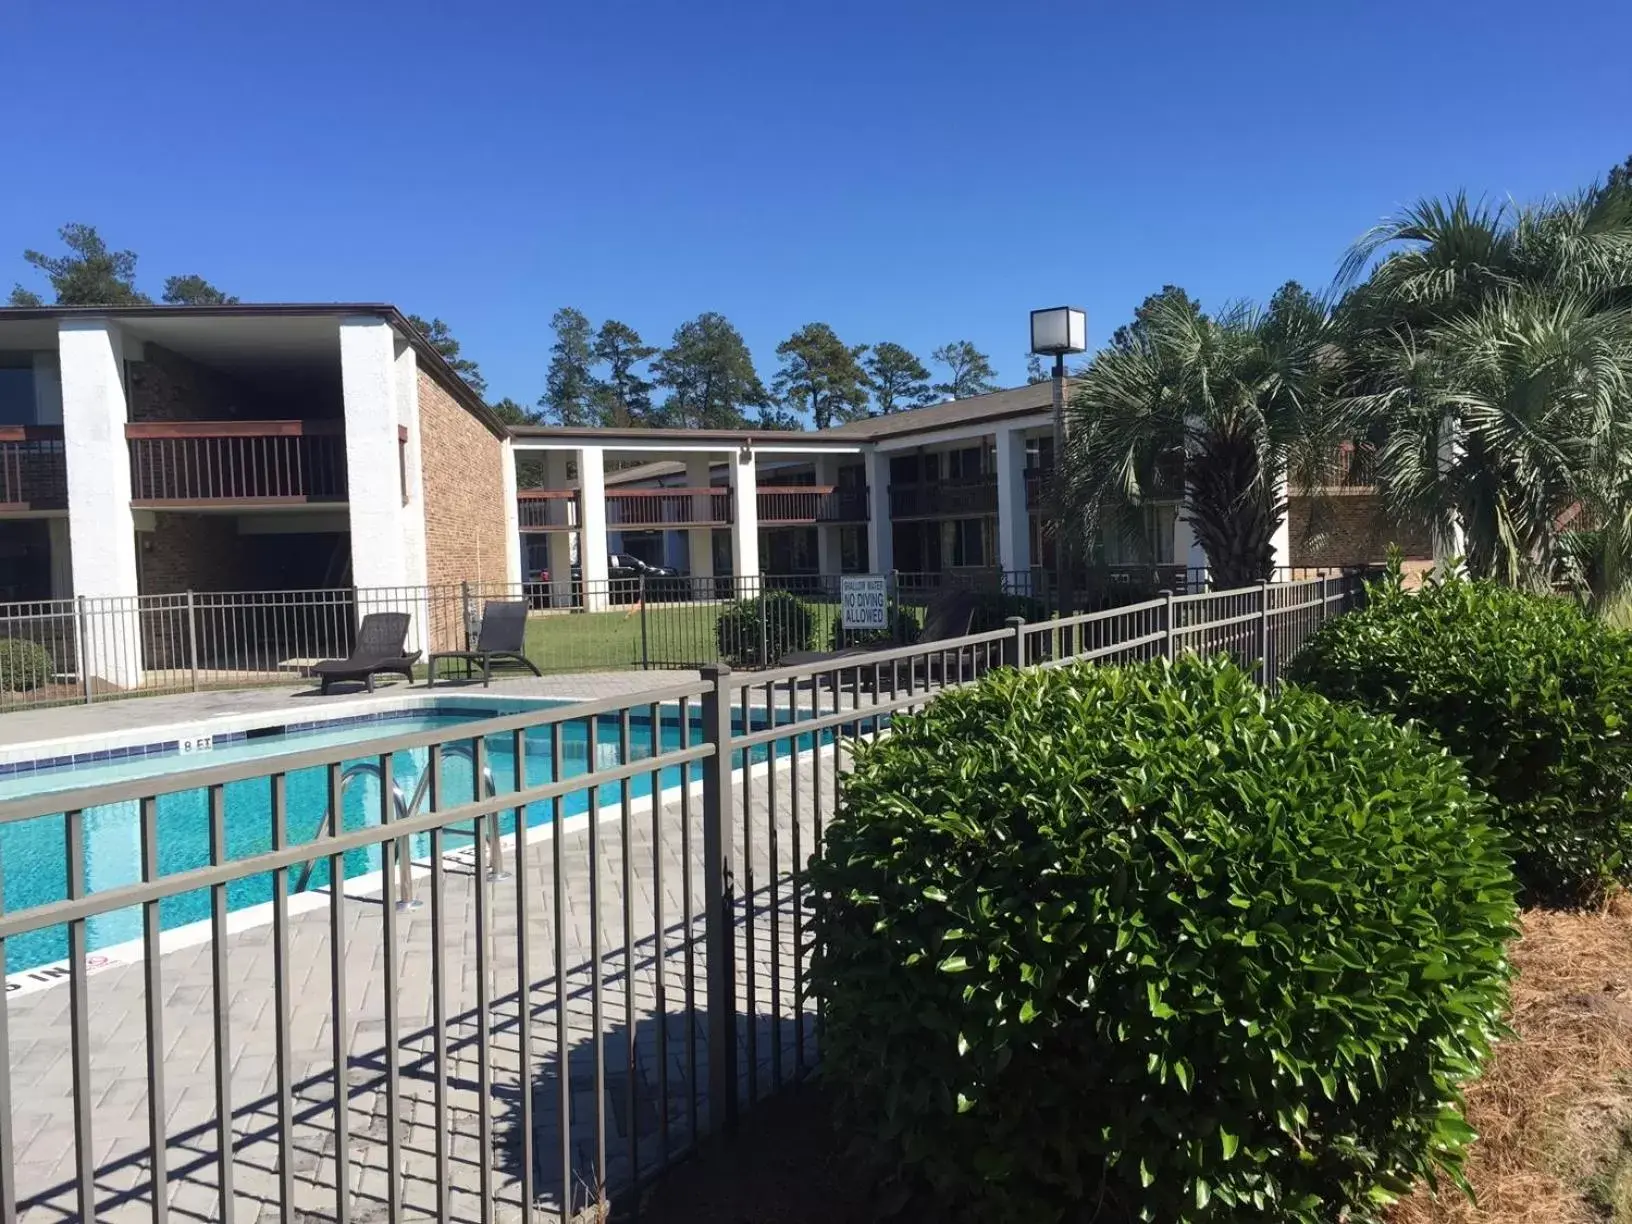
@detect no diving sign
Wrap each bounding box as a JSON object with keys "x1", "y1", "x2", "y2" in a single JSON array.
[{"x1": 840, "y1": 575, "x2": 889, "y2": 630}]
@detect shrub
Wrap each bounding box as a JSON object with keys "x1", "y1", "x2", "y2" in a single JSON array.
[
  {"x1": 1285, "y1": 565, "x2": 1632, "y2": 901},
  {"x1": 714, "y1": 589, "x2": 816, "y2": 666},
  {"x1": 826, "y1": 606, "x2": 920, "y2": 651},
  {"x1": 967, "y1": 591, "x2": 1045, "y2": 634},
  {"x1": 809, "y1": 655, "x2": 1514, "y2": 1222},
  {"x1": 0, "y1": 638, "x2": 52, "y2": 692}
]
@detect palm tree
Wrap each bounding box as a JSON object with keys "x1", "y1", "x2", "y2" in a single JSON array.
[
  {"x1": 1062, "y1": 286, "x2": 1341, "y2": 588},
  {"x1": 1340, "y1": 185, "x2": 1632, "y2": 591}
]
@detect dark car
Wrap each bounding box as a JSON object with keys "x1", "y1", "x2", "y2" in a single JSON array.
[{"x1": 568, "y1": 555, "x2": 686, "y2": 603}]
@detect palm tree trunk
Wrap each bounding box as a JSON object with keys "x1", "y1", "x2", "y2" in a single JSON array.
[{"x1": 1187, "y1": 432, "x2": 1280, "y2": 587}]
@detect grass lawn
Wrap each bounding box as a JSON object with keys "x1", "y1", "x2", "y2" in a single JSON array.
[{"x1": 521, "y1": 600, "x2": 854, "y2": 672}]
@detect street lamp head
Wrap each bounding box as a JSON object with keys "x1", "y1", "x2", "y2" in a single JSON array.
[{"x1": 1030, "y1": 306, "x2": 1087, "y2": 356}]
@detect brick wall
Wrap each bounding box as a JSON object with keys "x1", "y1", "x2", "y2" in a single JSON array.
[
  {"x1": 138, "y1": 513, "x2": 247, "y2": 595},
  {"x1": 417, "y1": 369, "x2": 509, "y2": 590},
  {"x1": 1286, "y1": 492, "x2": 1432, "y2": 568},
  {"x1": 128, "y1": 343, "x2": 263, "y2": 422}
]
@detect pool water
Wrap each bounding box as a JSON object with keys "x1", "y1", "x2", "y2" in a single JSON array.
[{"x1": 1, "y1": 702, "x2": 828, "y2": 975}]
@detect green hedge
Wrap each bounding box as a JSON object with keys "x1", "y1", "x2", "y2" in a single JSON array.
[
  {"x1": 809, "y1": 655, "x2": 1514, "y2": 1221},
  {"x1": 714, "y1": 589, "x2": 816, "y2": 667},
  {"x1": 0, "y1": 638, "x2": 52, "y2": 692},
  {"x1": 1286, "y1": 566, "x2": 1632, "y2": 901}
]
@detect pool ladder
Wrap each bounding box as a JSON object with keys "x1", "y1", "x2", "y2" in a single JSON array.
[{"x1": 292, "y1": 743, "x2": 506, "y2": 911}]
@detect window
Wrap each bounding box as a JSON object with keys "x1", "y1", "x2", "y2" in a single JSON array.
[
  {"x1": 951, "y1": 518, "x2": 986, "y2": 567},
  {"x1": 0, "y1": 359, "x2": 35, "y2": 427},
  {"x1": 946, "y1": 447, "x2": 983, "y2": 481},
  {"x1": 839, "y1": 526, "x2": 868, "y2": 573},
  {"x1": 889, "y1": 454, "x2": 920, "y2": 485}
]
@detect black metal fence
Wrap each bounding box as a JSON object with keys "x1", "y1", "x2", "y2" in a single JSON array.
[{"x1": 0, "y1": 574, "x2": 1367, "y2": 1223}]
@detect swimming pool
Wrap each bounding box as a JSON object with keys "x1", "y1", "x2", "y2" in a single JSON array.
[{"x1": 0, "y1": 697, "x2": 827, "y2": 976}]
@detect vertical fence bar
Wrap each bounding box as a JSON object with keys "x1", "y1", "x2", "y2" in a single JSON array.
[
  {"x1": 326, "y1": 762, "x2": 352, "y2": 1224},
  {"x1": 551, "y1": 724, "x2": 571, "y2": 1224},
  {"x1": 186, "y1": 590, "x2": 200, "y2": 692},
  {"x1": 1256, "y1": 579, "x2": 1271, "y2": 685},
  {"x1": 472, "y1": 736, "x2": 495, "y2": 1224},
  {"x1": 0, "y1": 849, "x2": 10, "y2": 1224},
  {"x1": 207, "y1": 785, "x2": 236, "y2": 1221},
  {"x1": 65, "y1": 810, "x2": 95, "y2": 1223},
  {"x1": 512, "y1": 726, "x2": 536, "y2": 1219},
  {"x1": 619, "y1": 708, "x2": 639, "y2": 1205},
  {"x1": 135, "y1": 795, "x2": 171, "y2": 1224},
  {"x1": 639, "y1": 575, "x2": 650, "y2": 670},
  {"x1": 1161, "y1": 590, "x2": 1174, "y2": 661},
  {"x1": 378, "y1": 754, "x2": 403, "y2": 1224},
  {"x1": 679, "y1": 695, "x2": 699, "y2": 1147},
  {"x1": 76, "y1": 595, "x2": 91, "y2": 704},
  {"x1": 649, "y1": 699, "x2": 670, "y2": 1170},
  {"x1": 269, "y1": 776, "x2": 296, "y2": 1222},
  {"x1": 428, "y1": 746, "x2": 452, "y2": 1224},
  {"x1": 698, "y1": 664, "x2": 738, "y2": 1134},
  {"x1": 1004, "y1": 615, "x2": 1024, "y2": 668}
]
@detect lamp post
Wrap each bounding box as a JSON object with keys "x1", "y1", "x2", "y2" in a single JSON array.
[{"x1": 1030, "y1": 306, "x2": 1087, "y2": 615}]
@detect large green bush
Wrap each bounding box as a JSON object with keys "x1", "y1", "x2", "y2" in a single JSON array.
[
  {"x1": 714, "y1": 589, "x2": 816, "y2": 666},
  {"x1": 809, "y1": 656, "x2": 1514, "y2": 1222},
  {"x1": 1285, "y1": 567, "x2": 1632, "y2": 901},
  {"x1": 0, "y1": 638, "x2": 52, "y2": 692}
]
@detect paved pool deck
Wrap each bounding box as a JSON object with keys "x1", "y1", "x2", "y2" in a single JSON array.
[{"x1": 3, "y1": 673, "x2": 835, "y2": 1223}]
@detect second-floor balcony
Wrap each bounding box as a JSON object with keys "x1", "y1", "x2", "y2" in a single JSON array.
[
  {"x1": 757, "y1": 485, "x2": 869, "y2": 524},
  {"x1": 890, "y1": 473, "x2": 998, "y2": 519},
  {"x1": 126, "y1": 420, "x2": 348, "y2": 506},
  {"x1": 0, "y1": 426, "x2": 67, "y2": 512}
]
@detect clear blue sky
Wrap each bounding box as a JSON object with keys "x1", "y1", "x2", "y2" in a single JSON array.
[{"x1": 3, "y1": 0, "x2": 1628, "y2": 415}]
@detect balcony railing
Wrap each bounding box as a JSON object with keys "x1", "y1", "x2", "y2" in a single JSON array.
[
  {"x1": 517, "y1": 489, "x2": 577, "y2": 531},
  {"x1": 126, "y1": 420, "x2": 347, "y2": 505},
  {"x1": 757, "y1": 485, "x2": 869, "y2": 524},
  {"x1": 889, "y1": 473, "x2": 998, "y2": 519},
  {"x1": 0, "y1": 426, "x2": 67, "y2": 511},
  {"x1": 606, "y1": 487, "x2": 730, "y2": 528}
]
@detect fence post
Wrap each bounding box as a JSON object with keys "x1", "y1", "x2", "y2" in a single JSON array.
[
  {"x1": 1257, "y1": 579, "x2": 1271, "y2": 685},
  {"x1": 698, "y1": 663, "x2": 738, "y2": 1135},
  {"x1": 75, "y1": 594, "x2": 91, "y2": 705},
  {"x1": 185, "y1": 589, "x2": 200, "y2": 693},
  {"x1": 1319, "y1": 570, "x2": 1329, "y2": 627},
  {"x1": 756, "y1": 579, "x2": 769, "y2": 669},
  {"x1": 1004, "y1": 615, "x2": 1025, "y2": 669},
  {"x1": 459, "y1": 580, "x2": 473, "y2": 651},
  {"x1": 1160, "y1": 589, "x2": 1174, "y2": 661},
  {"x1": 639, "y1": 574, "x2": 650, "y2": 670}
]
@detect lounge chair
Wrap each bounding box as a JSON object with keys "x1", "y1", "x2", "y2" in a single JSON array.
[
  {"x1": 310, "y1": 612, "x2": 420, "y2": 695},
  {"x1": 425, "y1": 600, "x2": 541, "y2": 687},
  {"x1": 781, "y1": 591, "x2": 981, "y2": 676}
]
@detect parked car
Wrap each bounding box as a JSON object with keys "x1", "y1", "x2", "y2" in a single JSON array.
[{"x1": 567, "y1": 555, "x2": 686, "y2": 603}]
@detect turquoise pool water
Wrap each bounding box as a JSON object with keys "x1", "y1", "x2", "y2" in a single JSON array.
[{"x1": 1, "y1": 701, "x2": 824, "y2": 975}]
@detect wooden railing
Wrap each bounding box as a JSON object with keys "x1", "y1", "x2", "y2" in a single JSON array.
[
  {"x1": 890, "y1": 473, "x2": 998, "y2": 519},
  {"x1": 517, "y1": 489, "x2": 577, "y2": 531},
  {"x1": 757, "y1": 485, "x2": 869, "y2": 524},
  {"x1": 606, "y1": 487, "x2": 730, "y2": 528},
  {"x1": 0, "y1": 426, "x2": 67, "y2": 511},
  {"x1": 126, "y1": 420, "x2": 347, "y2": 505}
]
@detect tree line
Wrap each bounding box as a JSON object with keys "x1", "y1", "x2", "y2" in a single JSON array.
[
  {"x1": 1066, "y1": 153, "x2": 1632, "y2": 594},
  {"x1": 4, "y1": 224, "x2": 1015, "y2": 431}
]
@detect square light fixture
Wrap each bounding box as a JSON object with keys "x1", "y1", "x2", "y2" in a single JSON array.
[{"x1": 1030, "y1": 306, "x2": 1088, "y2": 356}]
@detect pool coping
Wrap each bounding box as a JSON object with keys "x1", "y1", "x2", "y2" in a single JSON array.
[{"x1": 0, "y1": 691, "x2": 574, "y2": 778}]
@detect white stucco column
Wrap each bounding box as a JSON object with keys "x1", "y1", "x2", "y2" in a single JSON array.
[
  {"x1": 1173, "y1": 510, "x2": 1208, "y2": 588},
  {"x1": 578, "y1": 446, "x2": 609, "y2": 610},
  {"x1": 1269, "y1": 472, "x2": 1291, "y2": 578},
  {"x1": 864, "y1": 448, "x2": 893, "y2": 573},
  {"x1": 341, "y1": 319, "x2": 412, "y2": 571},
  {"x1": 730, "y1": 446, "x2": 760, "y2": 581},
  {"x1": 995, "y1": 428, "x2": 1032, "y2": 579},
  {"x1": 686, "y1": 454, "x2": 714, "y2": 579},
  {"x1": 500, "y1": 439, "x2": 522, "y2": 587},
  {"x1": 59, "y1": 319, "x2": 142, "y2": 688},
  {"x1": 544, "y1": 451, "x2": 575, "y2": 607}
]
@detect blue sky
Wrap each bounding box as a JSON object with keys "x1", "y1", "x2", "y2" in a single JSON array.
[{"x1": 2, "y1": 0, "x2": 1628, "y2": 414}]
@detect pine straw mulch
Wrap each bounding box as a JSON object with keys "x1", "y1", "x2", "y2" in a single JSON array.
[
  {"x1": 639, "y1": 903, "x2": 1632, "y2": 1224},
  {"x1": 1390, "y1": 898, "x2": 1632, "y2": 1224}
]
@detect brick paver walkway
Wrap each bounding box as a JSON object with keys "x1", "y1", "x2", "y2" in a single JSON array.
[{"x1": 5, "y1": 719, "x2": 838, "y2": 1223}]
